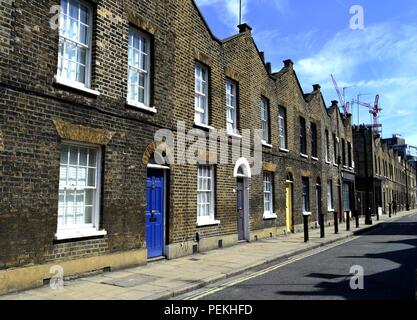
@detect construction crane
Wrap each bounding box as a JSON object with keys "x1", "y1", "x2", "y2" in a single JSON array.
[
  {"x1": 331, "y1": 74, "x2": 350, "y2": 115},
  {"x1": 352, "y1": 95, "x2": 383, "y2": 138}
]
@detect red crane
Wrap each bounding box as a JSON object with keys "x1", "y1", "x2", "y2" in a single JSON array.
[
  {"x1": 331, "y1": 74, "x2": 350, "y2": 115},
  {"x1": 352, "y1": 94, "x2": 383, "y2": 138}
]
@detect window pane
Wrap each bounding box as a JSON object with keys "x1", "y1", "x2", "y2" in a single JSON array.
[
  {"x1": 77, "y1": 166, "x2": 87, "y2": 186},
  {"x1": 88, "y1": 150, "x2": 96, "y2": 167},
  {"x1": 60, "y1": 146, "x2": 69, "y2": 164},
  {"x1": 80, "y1": 4, "x2": 89, "y2": 24},
  {"x1": 85, "y1": 207, "x2": 93, "y2": 224},
  {"x1": 88, "y1": 168, "x2": 96, "y2": 187},
  {"x1": 85, "y1": 189, "x2": 94, "y2": 206}
]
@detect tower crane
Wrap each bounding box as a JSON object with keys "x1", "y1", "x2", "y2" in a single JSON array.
[
  {"x1": 351, "y1": 94, "x2": 383, "y2": 138},
  {"x1": 331, "y1": 74, "x2": 350, "y2": 115}
]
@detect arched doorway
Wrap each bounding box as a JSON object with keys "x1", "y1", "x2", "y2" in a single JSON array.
[
  {"x1": 234, "y1": 158, "x2": 251, "y2": 241},
  {"x1": 285, "y1": 172, "x2": 294, "y2": 233}
]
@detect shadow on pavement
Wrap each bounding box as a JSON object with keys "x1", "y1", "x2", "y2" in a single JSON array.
[{"x1": 276, "y1": 221, "x2": 417, "y2": 300}]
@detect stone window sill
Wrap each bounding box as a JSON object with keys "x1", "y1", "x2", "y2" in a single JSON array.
[
  {"x1": 300, "y1": 153, "x2": 309, "y2": 159},
  {"x1": 126, "y1": 100, "x2": 157, "y2": 113},
  {"x1": 197, "y1": 219, "x2": 221, "y2": 227},
  {"x1": 312, "y1": 157, "x2": 319, "y2": 161},
  {"x1": 228, "y1": 132, "x2": 243, "y2": 139},
  {"x1": 263, "y1": 212, "x2": 278, "y2": 220},
  {"x1": 279, "y1": 148, "x2": 289, "y2": 153},
  {"x1": 54, "y1": 75, "x2": 100, "y2": 96},
  {"x1": 194, "y1": 122, "x2": 215, "y2": 131},
  {"x1": 55, "y1": 228, "x2": 107, "y2": 241},
  {"x1": 262, "y1": 142, "x2": 273, "y2": 149}
]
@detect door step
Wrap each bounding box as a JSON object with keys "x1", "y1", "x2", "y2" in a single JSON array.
[{"x1": 147, "y1": 256, "x2": 166, "y2": 263}]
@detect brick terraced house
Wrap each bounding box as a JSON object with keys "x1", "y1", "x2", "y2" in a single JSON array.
[
  {"x1": 353, "y1": 125, "x2": 417, "y2": 219},
  {"x1": 0, "y1": 0, "x2": 355, "y2": 294}
]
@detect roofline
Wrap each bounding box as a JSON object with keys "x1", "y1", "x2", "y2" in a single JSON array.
[{"x1": 192, "y1": 0, "x2": 223, "y2": 44}]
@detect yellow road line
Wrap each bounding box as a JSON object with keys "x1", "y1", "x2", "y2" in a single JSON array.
[{"x1": 185, "y1": 237, "x2": 356, "y2": 300}]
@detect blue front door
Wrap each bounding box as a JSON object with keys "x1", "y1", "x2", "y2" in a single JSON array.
[{"x1": 146, "y1": 170, "x2": 164, "y2": 258}]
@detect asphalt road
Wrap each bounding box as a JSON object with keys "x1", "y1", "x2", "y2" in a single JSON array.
[{"x1": 197, "y1": 214, "x2": 417, "y2": 300}]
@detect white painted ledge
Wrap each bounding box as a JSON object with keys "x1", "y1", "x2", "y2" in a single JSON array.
[
  {"x1": 126, "y1": 100, "x2": 157, "y2": 113},
  {"x1": 263, "y1": 212, "x2": 278, "y2": 220},
  {"x1": 54, "y1": 76, "x2": 100, "y2": 96},
  {"x1": 55, "y1": 229, "x2": 107, "y2": 241},
  {"x1": 196, "y1": 219, "x2": 221, "y2": 227}
]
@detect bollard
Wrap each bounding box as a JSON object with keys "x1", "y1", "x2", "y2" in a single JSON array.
[
  {"x1": 334, "y1": 211, "x2": 339, "y2": 234},
  {"x1": 355, "y1": 210, "x2": 360, "y2": 228},
  {"x1": 346, "y1": 211, "x2": 350, "y2": 231},
  {"x1": 320, "y1": 214, "x2": 325, "y2": 238},
  {"x1": 303, "y1": 213, "x2": 310, "y2": 242}
]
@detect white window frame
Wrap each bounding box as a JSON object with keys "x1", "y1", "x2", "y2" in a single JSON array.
[
  {"x1": 127, "y1": 27, "x2": 152, "y2": 111},
  {"x1": 327, "y1": 180, "x2": 334, "y2": 211},
  {"x1": 261, "y1": 97, "x2": 270, "y2": 144},
  {"x1": 56, "y1": 141, "x2": 106, "y2": 240},
  {"x1": 279, "y1": 106, "x2": 287, "y2": 150},
  {"x1": 302, "y1": 177, "x2": 310, "y2": 214},
  {"x1": 195, "y1": 63, "x2": 209, "y2": 126},
  {"x1": 56, "y1": 0, "x2": 93, "y2": 89},
  {"x1": 226, "y1": 79, "x2": 238, "y2": 135},
  {"x1": 300, "y1": 117, "x2": 307, "y2": 156},
  {"x1": 263, "y1": 172, "x2": 277, "y2": 219},
  {"x1": 197, "y1": 166, "x2": 219, "y2": 226},
  {"x1": 325, "y1": 130, "x2": 330, "y2": 163}
]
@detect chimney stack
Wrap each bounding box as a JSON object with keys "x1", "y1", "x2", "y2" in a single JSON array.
[
  {"x1": 259, "y1": 52, "x2": 265, "y2": 62},
  {"x1": 331, "y1": 100, "x2": 339, "y2": 107},
  {"x1": 266, "y1": 62, "x2": 272, "y2": 73},
  {"x1": 238, "y1": 23, "x2": 252, "y2": 34},
  {"x1": 313, "y1": 84, "x2": 321, "y2": 92},
  {"x1": 283, "y1": 59, "x2": 294, "y2": 68}
]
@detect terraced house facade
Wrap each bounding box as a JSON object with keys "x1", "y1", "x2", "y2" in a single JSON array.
[
  {"x1": 0, "y1": 0, "x2": 355, "y2": 294},
  {"x1": 353, "y1": 125, "x2": 417, "y2": 218}
]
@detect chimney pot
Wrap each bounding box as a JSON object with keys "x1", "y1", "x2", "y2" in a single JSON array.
[
  {"x1": 313, "y1": 84, "x2": 321, "y2": 91},
  {"x1": 331, "y1": 100, "x2": 339, "y2": 107},
  {"x1": 238, "y1": 23, "x2": 252, "y2": 33},
  {"x1": 283, "y1": 59, "x2": 294, "y2": 68}
]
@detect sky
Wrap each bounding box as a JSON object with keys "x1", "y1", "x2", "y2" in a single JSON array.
[{"x1": 195, "y1": 0, "x2": 417, "y2": 146}]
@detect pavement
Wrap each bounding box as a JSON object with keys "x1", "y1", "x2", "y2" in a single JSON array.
[
  {"x1": 186, "y1": 212, "x2": 417, "y2": 300},
  {"x1": 1, "y1": 209, "x2": 416, "y2": 300}
]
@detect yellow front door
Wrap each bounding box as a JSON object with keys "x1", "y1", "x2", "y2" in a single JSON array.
[{"x1": 286, "y1": 183, "x2": 293, "y2": 232}]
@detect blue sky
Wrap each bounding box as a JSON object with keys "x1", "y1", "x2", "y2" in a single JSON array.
[{"x1": 195, "y1": 0, "x2": 417, "y2": 146}]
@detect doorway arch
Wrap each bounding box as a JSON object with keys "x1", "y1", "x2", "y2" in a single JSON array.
[{"x1": 234, "y1": 158, "x2": 251, "y2": 241}]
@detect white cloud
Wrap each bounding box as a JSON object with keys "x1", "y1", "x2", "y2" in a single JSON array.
[
  {"x1": 291, "y1": 22, "x2": 417, "y2": 145},
  {"x1": 195, "y1": 0, "x2": 288, "y2": 31}
]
